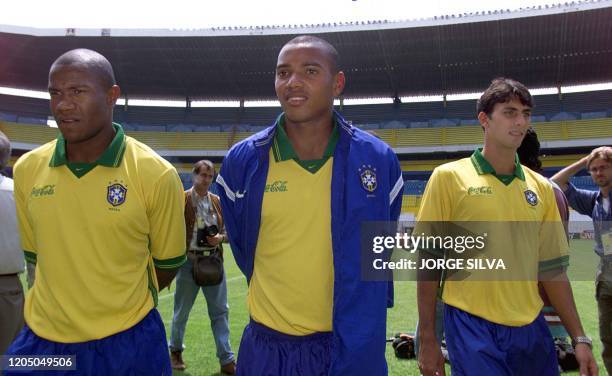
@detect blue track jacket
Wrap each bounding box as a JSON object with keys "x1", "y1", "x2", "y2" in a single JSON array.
[{"x1": 216, "y1": 112, "x2": 404, "y2": 375}]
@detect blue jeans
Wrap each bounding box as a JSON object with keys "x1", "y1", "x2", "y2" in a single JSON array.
[{"x1": 169, "y1": 257, "x2": 234, "y2": 366}]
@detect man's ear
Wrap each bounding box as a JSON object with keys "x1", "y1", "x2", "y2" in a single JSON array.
[
  {"x1": 333, "y1": 71, "x2": 345, "y2": 98},
  {"x1": 107, "y1": 85, "x2": 121, "y2": 105},
  {"x1": 477, "y1": 111, "x2": 490, "y2": 130}
]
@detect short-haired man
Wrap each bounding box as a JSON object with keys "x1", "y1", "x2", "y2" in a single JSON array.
[
  {"x1": 0, "y1": 131, "x2": 24, "y2": 355},
  {"x1": 417, "y1": 78, "x2": 597, "y2": 376},
  {"x1": 216, "y1": 36, "x2": 403, "y2": 374},
  {"x1": 6, "y1": 49, "x2": 186, "y2": 375},
  {"x1": 552, "y1": 146, "x2": 612, "y2": 374}
]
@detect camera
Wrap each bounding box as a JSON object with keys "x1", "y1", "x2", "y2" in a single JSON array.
[{"x1": 196, "y1": 225, "x2": 219, "y2": 247}]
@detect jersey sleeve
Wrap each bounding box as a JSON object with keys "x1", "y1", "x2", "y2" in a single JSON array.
[
  {"x1": 148, "y1": 169, "x2": 187, "y2": 269},
  {"x1": 13, "y1": 158, "x2": 37, "y2": 264},
  {"x1": 538, "y1": 184, "x2": 570, "y2": 272},
  {"x1": 414, "y1": 168, "x2": 452, "y2": 257}
]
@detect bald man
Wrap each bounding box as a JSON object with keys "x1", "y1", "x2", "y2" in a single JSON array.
[
  {"x1": 5, "y1": 49, "x2": 186, "y2": 375},
  {"x1": 217, "y1": 36, "x2": 403, "y2": 375}
]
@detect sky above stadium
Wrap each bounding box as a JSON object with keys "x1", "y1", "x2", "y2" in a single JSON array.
[{"x1": 2, "y1": 0, "x2": 559, "y2": 28}]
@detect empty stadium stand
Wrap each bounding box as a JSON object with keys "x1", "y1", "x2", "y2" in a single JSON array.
[{"x1": 2, "y1": 89, "x2": 612, "y2": 131}]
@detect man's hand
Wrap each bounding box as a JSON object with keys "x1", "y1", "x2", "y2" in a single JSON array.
[
  {"x1": 206, "y1": 234, "x2": 223, "y2": 246},
  {"x1": 418, "y1": 337, "x2": 446, "y2": 376},
  {"x1": 575, "y1": 344, "x2": 599, "y2": 376}
]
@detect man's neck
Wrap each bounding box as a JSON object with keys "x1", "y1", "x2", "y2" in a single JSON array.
[
  {"x1": 481, "y1": 145, "x2": 516, "y2": 175},
  {"x1": 601, "y1": 186, "x2": 611, "y2": 198},
  {"x1": 284, "y1": 117, "x2": 334, "y2": 160},
  {"x1": 66, "y1": 125, "x2": 115, "y2": 163},
  {"x1": 194, "y1": 186, "x2": 208, "y2": 197}
]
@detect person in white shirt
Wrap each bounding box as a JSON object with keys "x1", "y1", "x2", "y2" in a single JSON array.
[{"x1": 0, "y1": 130, "x2": 23, "y2": 355}]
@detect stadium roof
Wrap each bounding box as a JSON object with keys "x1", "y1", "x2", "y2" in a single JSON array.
[{"x1": 1, "y1": 0, "x2": 612, "y2": 101}]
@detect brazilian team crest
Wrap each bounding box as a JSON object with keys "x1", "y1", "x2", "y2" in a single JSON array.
[
  {"x1": 359, "y1": 165, "x2": 377, "y2": 193},
  {"x1": 107, "y1": 183, "x2": 127, "y2": 206},
  {"x1": 524, "y1": 189, "x2": 538, "y2": 206}
]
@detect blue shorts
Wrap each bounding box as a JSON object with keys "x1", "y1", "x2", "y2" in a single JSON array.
[
  {"x1": 236, "y1": 320, "x2": 332, "y2": 376},
  {"x1": 444, "y1": 304, "x2": 558, "y2": 376},
  {"x1": 4, "y1": 309, "x2": 171, "y2": 376}
]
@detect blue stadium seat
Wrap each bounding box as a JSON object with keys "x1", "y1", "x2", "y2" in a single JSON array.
[
  {"x1": 248, "y1": 125, "x2": 268, "y2": 132},
  {"x1": 17, "y1": 116, "x2": 46, "y2": 125},
  {"x1": 430, "y1": 118, "x2": 457, "y2": 127},
  {"x1": 194, "y1": 125, "x2": 222, "y2": 132},
  {"x1": 581, "y1": 111, "x2": 607, "y2": 120},
  {"x1": 530, "y1": 115, "x2": 547, "y2": 123},
  {"x1": 167, "y1": 124, "x2": 194, "y2": 132},
  {"x1": 136, "y1": 125, "x2": 167, "y2": 132},
  {"x1": 410, "y1": 121, "x2": 429, "y2": 128},
  {"x1": 381, "y1": 120, "x2": 408, "y2": 129},
  {"x1": 355, "y1": 123, "x2": 381, "y2": 130},
  {"x1": 459, "y1": 119, "x2": 480, "y2": 126},
  {"x1": 550, "y1": 112, "x2": 578, "y2": 121},
  {"x1": 0, "y1": 112, "x2": 18, "y2": 122}
]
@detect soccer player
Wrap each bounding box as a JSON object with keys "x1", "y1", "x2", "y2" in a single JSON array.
[
  {"x1": 216, "y1": 36, "x2": 403, "y2": 375},
  {"x1": 6, "y1": 49, "x2": 186, "y2": 375},
  {"x1": 416, "y1": 78, "x2": 598, "y2": 376},
  {"x1": 552, "y1": 146, "x2": 612, "y2": 374}
]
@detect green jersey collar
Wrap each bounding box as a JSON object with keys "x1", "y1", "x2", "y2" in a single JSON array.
[
  {"x1": 271, "y1": 114, "x2": 338, "y2": 173},
  {"x1": 470, "y1": 148, "x2": 525, "y2": 184},
  {"x1": 50, "y1": 123, "x2": 127, "y2": 168}
]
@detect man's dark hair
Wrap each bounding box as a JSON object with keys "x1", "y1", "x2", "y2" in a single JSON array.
[
  {"x1": 517, "y1": 127, "x2": 542, "y2": 172},
  {"x1": 50, "y1": 48, "x2": 116, "y2": 89},
  {"x1": 282, "y1": 35, "x2": 341, "y2": 73},
  {"x1": 477, "y1": 77, "x2": 533, "y2": 117},
  {"x1": 193, "y1": 160, "x2": 215, "y2": 175},
  {"x1": 0, "y1": 131, "x2": 11, "y2": 171}
]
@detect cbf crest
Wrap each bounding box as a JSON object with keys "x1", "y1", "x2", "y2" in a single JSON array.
[
  {"x1": 524, "y1": 189, "x2": 538, "y2": 206},
  {"x1": 107, "y1": 182, "x2": 127, "y2": 207},
  {"x1": 359, "y1": 165, "x2": 377, "y2": 193}
]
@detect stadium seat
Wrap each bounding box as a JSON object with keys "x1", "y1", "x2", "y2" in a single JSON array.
[
  {"x1": 381, "y1": 120, "x2": 408, "y2": 129},
  {"x1": 194, "y1": 125, "x2": 222, "y2": 132},
  {"x1": 17, "y1": 116, "x2": 46, "y2": 125},
  {"x1": 459, "y1": 119, "x2": 480, "y2": 126},
  {"x1": 530, "y1": 115, "x2": 547, "y2": 123},
  {"x1": 167, "y1": 124, "x2": 194, "y2": 132},
  {"x1": 0, "y1": 112, "x2": 18, "y2": 122},
  {"x1": 136, "y1": 125, "x2": 167, "y2": 132},
  {"x1": 581, "y1": 111, "x2": 607, "y2": 120},
  {"x1": 354, "y1": 123, "x2": 380, "y2": 130},
  {"x1": 550, "y1": 112, "x2": 578, "y2": 121},
  {"x1": 409, "y1": 121, "x2": 429, "y2": 128},
  {"x1": 430, "y1": 118, "x2": 457, "y2": 128}
]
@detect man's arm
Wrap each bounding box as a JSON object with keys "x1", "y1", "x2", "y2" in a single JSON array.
[
  {"x1": 551, "y1": 156, "x2": 589, "y2": 191},
  {"x1": 155, "y1": 267, "x2": 178, "y2": 290},
  {"x1": 415, "y1": 168, "x2": 449, "y2": 376},
  {"x1": 541, "y1": 273, "x2": 598, "y2": 376},
  {"x1": 417, "y1": 271, "x2": 446, "y2": 376}
]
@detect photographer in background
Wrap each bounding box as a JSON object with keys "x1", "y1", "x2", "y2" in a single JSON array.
[{"x1": 169, "y1": 160, "x2": 235, "y2": 374}]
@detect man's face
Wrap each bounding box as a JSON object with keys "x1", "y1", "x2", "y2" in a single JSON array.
[
  {"x1": 274, "y1": 43, "x2": 344, "y2": 125},
  {"x1": 589, "y1": 158, "x2": 612, "y2": 188},
  {"x1": 193, "y1": 166, "x2": 214, "y2": 191},
  {"x1": 48, "y1": 64, "x2": 116, "y2": 144},
  {"x1": 480, "y1": 97, "x2": 532, "y2": 152}
]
